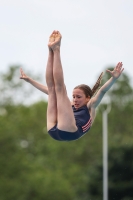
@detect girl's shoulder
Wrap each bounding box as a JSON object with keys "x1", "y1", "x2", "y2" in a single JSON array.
[
  {"x1": 87, "y1": 98, "x2": 94, "y2": 109},
  {"x1": 87, "y1": 98, "x2": 96, "y2": 124}
]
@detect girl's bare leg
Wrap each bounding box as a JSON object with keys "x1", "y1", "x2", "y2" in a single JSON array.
[
  {"x1": 46, "y1": 32, "x2": 57, "y2": 131},
  {"x1": 49, "y1": 31, "x2": 77, "y2": 132}
]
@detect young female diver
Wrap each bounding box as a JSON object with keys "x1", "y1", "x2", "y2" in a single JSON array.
[{"x1": 20, "y1": 30, "x2": 124, "y2": 141}]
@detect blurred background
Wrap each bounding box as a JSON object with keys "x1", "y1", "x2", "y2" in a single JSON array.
[{"x1": 0, "y1": 0, "x2": 133, "y2": 199}]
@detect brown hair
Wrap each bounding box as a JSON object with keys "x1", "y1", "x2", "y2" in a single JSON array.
[{"x1": 74, "y1": 72, "x2": 103, "y2": 98}]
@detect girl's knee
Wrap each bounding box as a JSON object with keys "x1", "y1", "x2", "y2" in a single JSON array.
[
  {"x1": 55, "y1": 85, "x2": 67, "y2": 94},
  {"x1": 48, "y1": 86, "x2": 56, "y2": 93}
]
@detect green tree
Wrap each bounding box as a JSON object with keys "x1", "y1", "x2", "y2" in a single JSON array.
[
  {"x1": 85, "y1": 66, "x2": 133, "y2": 200},
  {"x1": 0, "y1": 65, "x2": 43, "y2": 106},
  {"x1": 87, "y1": 145, "x2": 133, "y2": 200},
  {"x1": 0, "y1": 64, "x2": 133, "y2": 200},
  {"x1": 109, "y1": 145, "x2": 133, "y2": 200}
]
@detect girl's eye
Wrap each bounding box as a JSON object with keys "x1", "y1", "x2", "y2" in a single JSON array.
[{"x1": 73, "y1": 96, "x2": 81, "y2": 98}]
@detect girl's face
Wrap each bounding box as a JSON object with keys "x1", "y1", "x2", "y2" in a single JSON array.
[{"x1": 72, "y1": 88, "x2": 90, "y2": 109}]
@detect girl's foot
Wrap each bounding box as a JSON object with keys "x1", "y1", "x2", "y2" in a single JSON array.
[
  {"x1": 48, "y1": 31, "x2": 55, "y2": 51},
  {"x1": 48, "y1": 30, "x2": 62, "y2": 51}
]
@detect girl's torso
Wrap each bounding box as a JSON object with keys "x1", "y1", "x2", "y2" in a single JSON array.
[
  {"x1": 72, "y1": 105, "x2": 92, "y2": 133},
  {"x1": 48, "y1": 105, "x2": 92, "y2": 142}
]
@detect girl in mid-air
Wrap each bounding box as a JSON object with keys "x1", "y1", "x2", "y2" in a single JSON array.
[{"x1": 20, "y1": 30, "x2": 124, "y2": 141}]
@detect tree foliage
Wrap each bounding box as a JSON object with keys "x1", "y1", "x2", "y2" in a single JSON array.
[
  {"x1": 0, "y1": 65, "x2": 133, "y2": 199},
  {"x1": 0, "y1": 65, "x2": 43, "y2": 106}
]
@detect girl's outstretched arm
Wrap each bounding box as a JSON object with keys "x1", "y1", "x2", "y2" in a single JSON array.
[
  {"x1": 88, "y1": 62, "x2": 124, "y2": 109},
  {"x1": 20, "y1": 68, "x2": 48, "y2": 95}
]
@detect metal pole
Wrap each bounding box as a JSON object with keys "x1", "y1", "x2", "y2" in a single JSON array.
[
  {"x1": 103, "y1": 110, "x2": 108, "y2": 200},
  {"x1": 102, "y1": 104, "x2": 111, "y2": 200}
]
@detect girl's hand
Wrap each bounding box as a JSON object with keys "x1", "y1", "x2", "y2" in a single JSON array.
[
  {"x1": 20, "y1": 68, "x2": 29, "y2": 82},
  {"x1": 106, "y1": 62, "x2": 124, "y2": 79}
]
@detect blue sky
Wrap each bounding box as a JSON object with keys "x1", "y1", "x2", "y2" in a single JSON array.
[{"x1": 0, "y1": 0, "x2": 133, "y2": 101}]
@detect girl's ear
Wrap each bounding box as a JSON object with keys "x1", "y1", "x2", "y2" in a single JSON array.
[{"x1": 86, "y1": 96, "x2": 90, "y2": 102}]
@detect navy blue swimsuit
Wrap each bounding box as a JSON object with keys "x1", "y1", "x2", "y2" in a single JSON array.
[{"x1": 48, "y1": 105, "x2": 92, "y2": 141}]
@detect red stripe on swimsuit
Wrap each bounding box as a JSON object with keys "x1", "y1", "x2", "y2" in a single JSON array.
[{"x1": 82, "y1": 118, "x2": 92, "y2": 133}]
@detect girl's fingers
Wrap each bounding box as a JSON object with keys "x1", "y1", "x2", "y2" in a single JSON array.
[
  {"x1": 106, "y1": 69, "x2": 112, "y2": 74},
  {"x1": 20, "y1": 68, "x2": 24, "y2": 76},
  {"x1": 115, "y1": 63, "x2": 119, "y2": 69},
  {"x1": 121, "y1": 68, "x2": 124, "y2": 73},
  {"x1": 114, "y1": 62, "x2": 123, "y2": 74}
]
